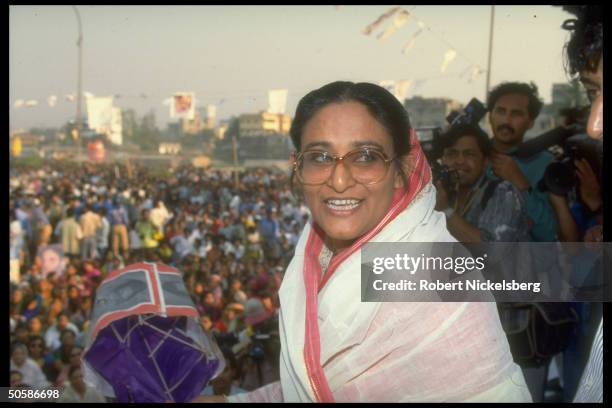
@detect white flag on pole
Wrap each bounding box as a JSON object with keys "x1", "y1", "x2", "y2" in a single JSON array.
[
  {"x1": 402, "y1": 23, "x2": 425, "y2": 54},
  {"x1": 469, "y1": 65, "x2": 484, "y2": 83},
  {"x1": 87, "y1": 96, "x2": 114, "y2": 134},
  {"x1": 377, "y1": 10, "x2": 411, "y2": 42},
  {"x1": 362, "y1": 6, "x2": 400, "y2": 36},
  {"x1": 440, "y1": 49, "x2": 457, "y2": 73},
  {"x1": 268, "y1": 89, "x2": 288, "y2": 114},
  {"x1": 47, "y1": 95, "x2": 57, "y2": 107}
]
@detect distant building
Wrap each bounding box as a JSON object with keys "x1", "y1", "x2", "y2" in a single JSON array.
[
  {"x1": 158, "y1": 142, "x2": 182, "y2": 155},
  {"x1": 238, "y1": 111, "x2": 292, "y2": 137},
  {"x1": 551, "y1": 81, "x2": 588, "y2": 109},
  {"x1": 109, "y1": 107, "x2": 123, "y2": 146},
  {"x1": 142, "y1": 110, "x2": 157, "y2": 130},
  {"x1": 237, "y1": 133, "x2": 293, "y2": 161},
  {"x1": 525, "y1": 104, "x2": 556, "y2": 140},
  {"x1": 166, "y1": 122, "x2": 181, "y2": 139},
  {"x1": 181, "y1": 116, "x2": 202, "y2": 135},
  {"x1": 181, "y1": 104, "x2": 217, "y2": 135},
  {"x1": 524, "y1": 81, "x2": 587, "y2": 139},
  {"x1": 199, "y1": 105, "x2": 217, "y2": 129},
  {"x1": 122, "y1": 109, "x2": 137, "y2": 140},
  {"x1": 403, "y1": 96, "x2": 463, "y2": 128},
  {"x1": 9, "y1": 132, "x2": 43, "y2": 157},
  {"x1": 215, "y1": 121, "x2": 229, "y2": 140}
]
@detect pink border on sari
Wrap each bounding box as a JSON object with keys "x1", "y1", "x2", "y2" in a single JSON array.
[{"x1": 302, "y1": 129, "x2": 432, "y2": 402}]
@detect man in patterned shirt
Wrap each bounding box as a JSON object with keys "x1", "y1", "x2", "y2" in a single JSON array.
[{"x1": 434, "y1": 123, "x2": 530, "y2": 243}]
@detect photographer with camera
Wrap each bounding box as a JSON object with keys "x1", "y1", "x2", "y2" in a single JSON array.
[
  {"x1": 487, "y1": 82, "x2": 558, "y2": 243},
  {"x1": 434, "y1": 123, "x2": 530, "y2": 243}
]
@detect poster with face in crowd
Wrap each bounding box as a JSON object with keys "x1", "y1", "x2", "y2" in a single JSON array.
[
  {"x1": 171, "y1": 92, "x2": 195, "y2": 120},
  {"x1": 37, "y1": 244, "x2": 66, "y2": 278}
]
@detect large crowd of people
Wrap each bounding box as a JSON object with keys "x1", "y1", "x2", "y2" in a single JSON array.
[
  {"x1": 8, "y1": 104, "x2": 603, "y2": 402},
  {"x1": 10, "y1": 161, "x2": 306, "y2": 400},
  {"x1": 8, "y1": 6, "x2": 604, "y2": 402},
  {"x1": 9, "y1": 92, "x2": 603, "y2": 402}
]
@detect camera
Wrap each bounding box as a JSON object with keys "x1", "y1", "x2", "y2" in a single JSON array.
[
  {"x1": 416, "y1": 126, "x2": 443, "y2": 164},
  {"x1": 502, "y1": 122, "x2": 602, "y2": 196},
  {"x1": 416, "y1": 127, "x2": 458, "y2": 193},
  {"x1": 417, "y1": 97, "x2": 488, "y2": 194},
  {"x1": 431, "y1": 161, "x2": 460, "y2": 194},
  {"x1": 446, "y1": 98, "x2": 488, "y2": 128},
  {"x1": 537, "y1": 132, "x2": 602, "y2": 195}
]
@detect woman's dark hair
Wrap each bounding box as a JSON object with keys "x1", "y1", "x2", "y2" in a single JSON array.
[
  {"x1": 440, "y1": 124, "x2": 492, "y2": 157},
  {"x1": 561, "y1": 5, "x2": 603, "y2": 77},
  {"x1": 486, "y1": 82, "x2": 543, "y2": 120},
  {"x1": 289, "y1": 81, "x2": 413, "y2": 188}
]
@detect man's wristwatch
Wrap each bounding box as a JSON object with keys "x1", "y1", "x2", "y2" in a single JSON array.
[{"x1": 443, "y1": 208, "x2": 455, "y2": 219}]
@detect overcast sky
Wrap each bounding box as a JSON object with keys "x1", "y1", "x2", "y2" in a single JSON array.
[{"x1": 9, "y1": 5, "x2": 575, "y2": 130}]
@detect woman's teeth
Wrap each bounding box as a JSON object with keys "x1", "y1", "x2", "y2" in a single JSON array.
[{"x1": 325, "y1": 199, "x2": 361, "y2": 210}]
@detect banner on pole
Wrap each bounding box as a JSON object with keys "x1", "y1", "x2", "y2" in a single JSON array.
[
  {"x1": 87, "y1": 96, "x2": 114, "y2": 135},
  {"x1": 268, "y1": 89, "x2": 288, "y2": 114},
  {"x1": 170, "y1": 92, "x2": 195, "y2": 120}
]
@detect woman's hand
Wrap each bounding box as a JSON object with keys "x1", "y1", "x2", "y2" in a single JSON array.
[{"x1": 189, "y1": 395, "x2": 228, "y2": 403}]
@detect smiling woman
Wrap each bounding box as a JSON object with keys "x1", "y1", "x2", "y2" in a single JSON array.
[
  {"x1": 288, "y1": 82, "x2": 418, "y2": 256},
  {"x1": 198, "y1": 81, "x2": 534, "y2": 403}
]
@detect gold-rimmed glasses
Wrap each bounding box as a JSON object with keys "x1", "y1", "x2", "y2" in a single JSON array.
[{"x1": 293, "y1": 147, "x2": 395, "y2": 186}]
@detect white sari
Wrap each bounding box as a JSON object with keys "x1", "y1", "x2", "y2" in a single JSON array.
[{"x1": 229, "y1": 132, "x2": 531, "y2": 403}]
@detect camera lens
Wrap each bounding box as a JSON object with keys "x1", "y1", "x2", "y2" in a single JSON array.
[{"x1": 542, "y1": 161, "x2": 576, "y2": 195}]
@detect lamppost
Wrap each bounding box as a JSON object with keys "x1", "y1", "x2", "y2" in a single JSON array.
[
  {"x1": 485, "y1": 5, "x2": 495, "y2": 98},
  {"x1": 71, "y1": 5, "x2": 83, "y2": 162}
]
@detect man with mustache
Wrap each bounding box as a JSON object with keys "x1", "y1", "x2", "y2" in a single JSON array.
[
  {"x1": 486, "y1": 82, "x2": 557, "y2": 243},
  {"x1": 486, "y1": 82, "x2": 566, "y2": 402}
]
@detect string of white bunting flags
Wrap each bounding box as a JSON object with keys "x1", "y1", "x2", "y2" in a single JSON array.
[{"x1": 360, "y1": 6, "x2": 486, "y2": 87}]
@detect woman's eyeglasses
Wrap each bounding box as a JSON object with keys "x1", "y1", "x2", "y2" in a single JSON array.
[{"x1": 293, "y1": 147, "x2": 395, "y2": 186}]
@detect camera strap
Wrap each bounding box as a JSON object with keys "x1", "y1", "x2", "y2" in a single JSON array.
[
  {"x1": 480, "y1": 179, "x2": 502, "y2": 210},
  {"x1": 457, "y1": 176, "x2": 488, "y2": 217}
]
